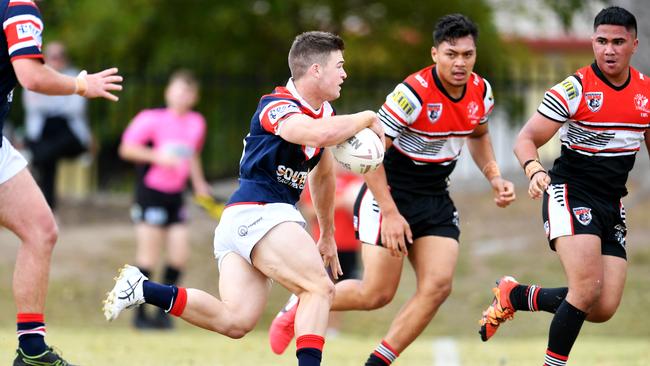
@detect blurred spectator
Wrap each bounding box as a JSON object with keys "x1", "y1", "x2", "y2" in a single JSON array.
[
  {"x1": 300, "y1": 166, "x2": 363, "y2": 336},
  {"x1": 23, "y1": 41, "x2": 91, "y2": 209},
  {"x1": 119, "y1": 70, "x2": 211, "y2": 330}
]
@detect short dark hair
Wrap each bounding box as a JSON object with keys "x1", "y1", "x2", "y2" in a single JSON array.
[
  {"x1": 433, "y1": 14, "x2": 478, "y2": 47},
  {"x1": 288, "y1": 31, "x2": 345, "y2": 79},
  {"x1": 594, "y1": 6, "x2": 637, "y2": 37},
  {"x1": 169, "y1": 69, "x2": 199, "y2": 90}
]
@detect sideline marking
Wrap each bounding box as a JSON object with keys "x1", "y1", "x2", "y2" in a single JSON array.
[{"x1": 433, "y1": 337, "x2": 461, "y2": 366}]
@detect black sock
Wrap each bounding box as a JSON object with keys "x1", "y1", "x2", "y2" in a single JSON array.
[
  {"x1": 365, "y1": 353, "x2": 389, "y2": 366},
  {"x1": 163, "y1": 265, "x2": 181, "y2": 285},
  {"x1": 142, "y1": 280, "x2": 178, "y2": 311},
  {"x1": 509, "y1": 285, "x2": 568, "y2": 313},
  {"x1": 545, "y1": 300, "x2": 587, "y2": 365},
  {"x1": 296, "y1": 348, "x2": 322, "y2": 366}
]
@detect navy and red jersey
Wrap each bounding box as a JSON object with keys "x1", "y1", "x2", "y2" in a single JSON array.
[
  {"x1": 0, "y1": 0, "x2": 44, "y2": 140},
  {"x1": 378, "y1": 65, "x2": 494, "y2": 195},
  {"x1": 227, "y1": 79, "x2": 334, "y2": 206},
  {"x1": 538, "y1": 62, "x2": 650, "y2": 199}
]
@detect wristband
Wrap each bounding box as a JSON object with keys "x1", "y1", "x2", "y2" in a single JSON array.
[
  {"x1": 529, "y1": 169, "x2": 547, "y2": 180},
  {"x1": 74, "y1": 70, "x2": 88, "y2": 96},
  {"x1": 524, "y1": 159, "x2": 545, "y2": 180},
  {"x1": 481, "y1": 160, "x2": 501, "y2": 180}
]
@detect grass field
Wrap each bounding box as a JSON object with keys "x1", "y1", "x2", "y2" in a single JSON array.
[{"x1": 1, "y1": 177, "x2": 649, "y2": 365}]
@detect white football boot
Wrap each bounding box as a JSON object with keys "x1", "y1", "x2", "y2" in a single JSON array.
[{"x1": 103, "y1": 264, "x2": 148, "y2": 321}]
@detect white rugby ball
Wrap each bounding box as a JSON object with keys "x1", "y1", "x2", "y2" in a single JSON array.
[{"x1": 331, "y1": 128, "x2": 384, "y2": 174}]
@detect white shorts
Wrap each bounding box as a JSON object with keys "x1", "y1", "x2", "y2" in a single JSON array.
[
  {"x1": 0, "y1": 137, "x2": 27, "y2": 185},
  {"x1": 213, "y1": 202, "x2": 306, "y2": 269}
]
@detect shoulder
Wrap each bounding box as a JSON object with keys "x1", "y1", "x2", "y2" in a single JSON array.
[{"x1": 630, "y1": 66, "x2": 650, "y2": 86}]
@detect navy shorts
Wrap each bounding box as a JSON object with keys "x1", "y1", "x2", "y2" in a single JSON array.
[{"x1": 131, "y1": 185, "x2": 186, "y2": 227}]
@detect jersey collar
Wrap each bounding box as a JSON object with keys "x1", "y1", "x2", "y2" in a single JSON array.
[
  {"x1": 591, "y1": 61, "x2": 631, "y2": 91},
  {"x1": 432, "y1": 66, "x2": 467, "y2": 103},
  {"x1": 286, "y1": 78, "x2": 323, "y2": 115}
]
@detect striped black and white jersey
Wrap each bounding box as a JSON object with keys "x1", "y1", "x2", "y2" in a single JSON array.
[
  {"x1": 538, "y1": 62, "x2": 650, "y2": 198},
  {"x1": 378, "y1": 65, "x2": 494, "y2": 194}
]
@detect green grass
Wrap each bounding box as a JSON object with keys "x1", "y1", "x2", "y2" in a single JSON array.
[
  {"x1": 1, "y1": 326, "x2": 648, "y2": 365},
  {"x1": 0, "y1": 184, "x2": 649, "y2": 365}
]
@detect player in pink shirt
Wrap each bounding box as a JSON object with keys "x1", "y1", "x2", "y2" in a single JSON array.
[{"x1": 119, "y1": 70, "x2": 211, "y2": 329}]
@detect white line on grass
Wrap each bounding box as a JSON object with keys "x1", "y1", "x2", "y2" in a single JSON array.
[{"x1": 432, "y1": 337, "x2": 461, "y2": 366}]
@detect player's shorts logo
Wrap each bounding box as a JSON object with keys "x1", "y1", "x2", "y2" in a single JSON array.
[
  {"x1": 572, "y1": 207, "x2": 592, "y2": 226},
  {"x1": 614, "y1": 224, "x2": 627, "y2": 247},
  {"x1": 427, "y1": 103, "x2": 442, "y2": 123},
  {"x1": 584, "y1": 92, "x2": 603, "y2": 112}
]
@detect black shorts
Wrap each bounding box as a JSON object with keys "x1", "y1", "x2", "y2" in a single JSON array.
[
  {"x1": 131, "y1": 184, "x2": 187, "y2": 227},
  {"x1": 542, "y1": 183, "x2": 627, "y2": 259},
  {"x1": 337, "y1": 250, "x2": 359, "y2": 281},
  {"x1": 354, "y1": 184, "x2": 460, "y2": 245}
]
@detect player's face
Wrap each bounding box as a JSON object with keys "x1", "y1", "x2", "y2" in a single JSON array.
[
  {"x1": 318, "y1": 50, "x2": 347, "y2": 102},
  {"x1": 165, "y1": 79, "x2": 199, "y2": 113},
  {"x1": 592, "y1": 24, "x2": 637, "y2": 83},
  {"x1": 432, "y1": 36, "x2": 476, "y2": 92}
]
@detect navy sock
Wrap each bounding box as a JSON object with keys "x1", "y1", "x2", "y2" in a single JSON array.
[
  {"x1": 142, "y1": 280, "x2": 178, "y2": 311},
  {"x1": 137, "y1": 268, "x2": 152, "y2": 318},
  {"x1": 545, "y1": 300, "x2": 586, "y2": 365},
  {"x1": 297, "y1": 348, "x2": 322, "y2": 366},
  {"x1": 163, "y1": 265, "x2": 181, "y2": 285},
  {"x1": 17, "y1": 314, "x2": 47, "y2": 356},
  {"x1": 510, "y1": 285, "x2": 568, "y2": 313}
]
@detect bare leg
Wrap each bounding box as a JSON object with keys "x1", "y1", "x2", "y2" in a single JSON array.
[
  {"x1": 134, "y1": 223, "x2": 165, "y2": 270},
  {"x1": 331, "y1": 243, "x2": 403, "y2": 311},
  {"x1": 587, "y1": 255, "x2": 626, "y2": 322},
  {"x1": 166, "y1": 223, "x2": 190, "y2": 269},
  {"x1": 179, "y1": 252, "x2": 272, "y2": 338},
  {"x1": 383, "y1": 236, "x2": 458, "y2": 353},
  {"x1": 0, "y1": 169, "x2": 58, "y2": 314}
]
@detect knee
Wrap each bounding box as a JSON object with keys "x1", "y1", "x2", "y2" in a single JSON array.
[
  {"x1": 419, "y1": 278, "x2": 453, "y2": 304},
  {"x1": 363, "y1": 289, "x2": 395, "y2": 310},
  {"x1": 221, "y1": 318, "x2": 256, "y2": 339},
  {"x1": 570, "y1": 279, "x2": 603, "y2": 309},
  {"x1": 24, "y1": 215, "x2": 58, "y2": 252},
  {"x1": 300, "y1": 276, "x2": 336, "y2": 305}
]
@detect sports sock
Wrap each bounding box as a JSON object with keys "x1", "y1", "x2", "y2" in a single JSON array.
[
  {"x1": 509, "y1": 285, "x2": 567, "y2": 313},
  {"x1": 365, "y1": 340, "x2": 399, "y2": 366},
  {"x1": 296, "y1": 334, "x2": 324, "y2": 366},
  {"x1": 544, "y1": 300, "x2": 586, "y2": 366},
  {"x1": 136, "y1": 268, "x2": 152, "y2": 319},
  {"x1": 17, "y1": 313, "x2": 47, "y2": 356},
  {"x1": 142, "y1": 281, "x2": 188, "y2": 316},
  {"x1": 163, "y1": 265, "x2": 181, "y2": 285}
]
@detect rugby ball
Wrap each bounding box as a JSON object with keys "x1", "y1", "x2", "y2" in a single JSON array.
[{"x1": 331, "y1": 128, "x2": 384, "y2": 174}]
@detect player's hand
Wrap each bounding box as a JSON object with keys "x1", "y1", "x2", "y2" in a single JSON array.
[
  {"x1": 528, "y1": 171, "x2": 550, "y2": 199},
  {"x1": 366, "y1": 112, "x2": 386, "y2": 149},
  {"x1": 317, "y1": 236, "x2": 342, "y2": 280},
  {"x1": 490, "y1": 176, "x2": 516, "y2": 208},
  {"x1": 82, "y1": 68, "x2": 123, "y2": 101},
  {"x1": 380, "y1": 210, "x2": 412, "y2": 257}
]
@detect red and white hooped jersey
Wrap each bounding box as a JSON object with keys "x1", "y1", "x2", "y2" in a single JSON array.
[
  {"x1": 378, "y1": 65, "x2": 494, "y2": 194},
  {"x1": 538, "y1": 63, "x2": 650, "y2": 198}
]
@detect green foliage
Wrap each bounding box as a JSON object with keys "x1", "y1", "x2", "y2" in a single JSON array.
[{"x1": 29, "y1": 0, "x2": 505, "y2": 183}]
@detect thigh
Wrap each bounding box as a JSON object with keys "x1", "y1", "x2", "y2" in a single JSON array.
[
  {"x1": 251, "y1": 222, "x2": 330, "y2": 295},
  {"x1": 0, "y1": 168, "x2": 53, "y2": 240},
  {"x1": 555, "y1": 234, "x2": 603, "y2": 302},
  {"x1": 409, "y1": 236, "x2": 459, "y2": 288},
  {"x1": 219, "y1": 252, "x2": 271, "y2": 322},
  {"x1": 360, "y1": 243, "x2": 404, "y2": 293}
]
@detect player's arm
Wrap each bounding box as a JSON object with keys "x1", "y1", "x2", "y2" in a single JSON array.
[
  {"x1": 308, "y1": 149, "x2": 342, "y2": 278},
  {"x1": 12, "y1": 59, "x2": 122, "y2": 101},
  {"x1": 514, "y1": 112, "x2": 563, "y2": 199},
  {"x1": 363, "y1": 137, "x2": 412, "y2": 257},
  {"x1": 280, "y1": 110, "x2": 382, "y2": 147},
  {"x1": 189, "y1": 154, "x2": 211, "y2": 197},
  {"x1": 467, "y1": 124, "x2": 515, "y2": 208}
]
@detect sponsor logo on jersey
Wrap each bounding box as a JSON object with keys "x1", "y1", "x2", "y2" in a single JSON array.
[
  {"x1": 268, "y1": 103, "x2": 300, "y2": 125},
  {"x1": 426, "y1": 103, "x2": 442, "y2": 123},
  {"x1": 276, "y1": 165, "x2": 308, "y2": 189},
  {"x1": 415, "y1": 74, "x2": 428, "y2": 88},
  {"x1": 584, "y1": 92, "x2": 603, "y2": 112},
  {"x1": 16, "y1": 23, "x2": 40, "y2": 40},
  {"x1": 633, "y1": 93, "x2": 650, "y2": 113},
  {"x1": 391, "y1": 90, "x2": 416, "y2": 115},
  {"x1": 572, "y1": 207, "x2": 592, "y2": 226},
  {"x1": 467, "y1": 101, "x2": 480, "y2": 123},
  {"x1": 561, "y1": 80, "x2": 577, "y2": 100}
]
